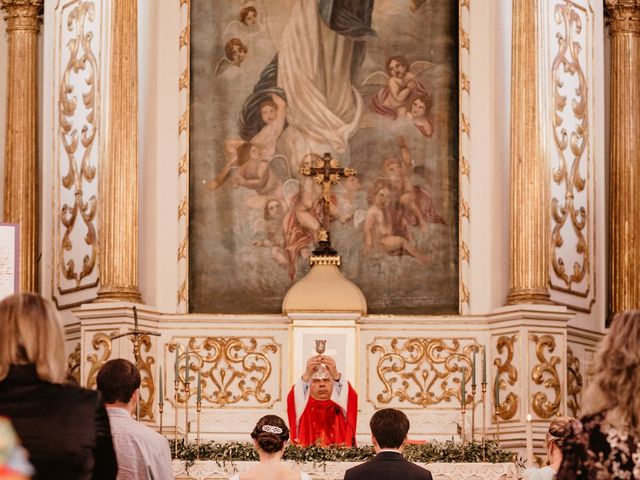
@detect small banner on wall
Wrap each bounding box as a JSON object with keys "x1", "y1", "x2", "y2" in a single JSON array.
[{"x1": 0, "y1": 224, "x2": 19, "y2": 300}]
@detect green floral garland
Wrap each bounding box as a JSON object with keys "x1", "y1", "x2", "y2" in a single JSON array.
[{"x1": 171, "y1": 440, "x2": 521, "y2": 468}]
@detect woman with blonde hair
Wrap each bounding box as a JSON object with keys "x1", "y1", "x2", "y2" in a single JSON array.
[
  {"x1": 524, "y1": 416, "x2": 572, "y2": 480},
  {"x1": 557, "y1": 310, "x2": 640, "y2": 479},
  {"x1": 0, "y1": 293, "x2": 117, "y2": 479}
]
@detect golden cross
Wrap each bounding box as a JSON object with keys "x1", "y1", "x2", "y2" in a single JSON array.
[{"x1": 299, "y1": 153, "x2": 356, "y2": 236}]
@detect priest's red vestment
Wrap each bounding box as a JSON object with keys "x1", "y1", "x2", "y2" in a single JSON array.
[{"x1": 287, "y1": 378, "x2": 357, "y2": 446}]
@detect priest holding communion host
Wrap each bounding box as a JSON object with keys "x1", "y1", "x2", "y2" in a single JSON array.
[{"x1": 287, "y1": 355, "x2": 357, "y2": 446}]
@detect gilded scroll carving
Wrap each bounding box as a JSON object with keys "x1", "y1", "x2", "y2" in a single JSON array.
[
  {"x1": 132, "y1": 334, "x2": 155, "y2": 420},
  {"x1": 58, "y1": 1, "x2": 99, "y2": 292},
  {"x1": 66, "y1": 342, "x2": 81, "y2": 385},
  {"x1": 530, "y1": 334, "x2": 562, "y2": 418},
  {"x1": 493, "y1": 334, "x2": 519, "y2": 420},
  {"x1": 169, "y1": 337, "x2": 279, "y2": 408},
  {"x1": 550, "y1": 2, "x2": 589, "y2": 294},
  {"x1": 370, "y1": 337, "x2": 478, "y2": 408},
  {"x1": 567, "y1": 346, "x2": 583, "y2": 417},
  {"x1": 86, "y1": 332, "x2": 112, "y2": 389}
]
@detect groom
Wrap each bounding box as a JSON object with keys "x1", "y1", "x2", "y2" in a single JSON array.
[{"x1": 344, "y1": 408, "x2": 432, "y2": 480}]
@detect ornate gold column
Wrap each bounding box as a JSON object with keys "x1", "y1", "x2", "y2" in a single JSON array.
[
  {"x1": 96, "y1": 0, "x2": 142, "y2": 303},
  {"x1": 506, "y1": 0, "x2": 551, "y2": 305},
  {"x1": 1, "y1": 0, "x2": 43, "y2": 292},
  {"x1": 606, "y1": 0, "x2": 640, "y2": 315}
]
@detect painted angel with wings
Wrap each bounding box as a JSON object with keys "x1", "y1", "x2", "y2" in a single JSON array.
[{"x1": 364, "y1": 56, "x2": 435, "y2": 137}]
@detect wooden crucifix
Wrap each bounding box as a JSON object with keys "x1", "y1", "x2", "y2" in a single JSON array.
[{"x1": 298, "y1": 152, "x2": 356, "y2": 248}]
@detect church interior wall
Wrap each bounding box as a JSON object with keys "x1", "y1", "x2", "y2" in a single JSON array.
[
  {"x1": 0, "y1": 0, "x2": 614, "y2": 460},
  {"x1": 0, "y1": 18, "x2": 7, "y2": 218},
  {"x1": 137, "y1": 0, "x2": 182, "y2": 312}
]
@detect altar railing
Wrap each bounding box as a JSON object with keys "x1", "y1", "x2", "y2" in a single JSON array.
[{"x1": 173, "y1": 460, "x2": 519, "y2": 480}]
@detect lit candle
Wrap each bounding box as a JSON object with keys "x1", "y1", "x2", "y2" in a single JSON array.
[
  {"x1": 494, "y1": 376, "x2": 500, "y2": 407},
  {"x1": 174, "y1": 345, "x2": 180, "y2": 382},
  {"x1": 159, "y1": 366, "x2": 163, "y2": 403},
  {"x1": 471, "y1": 350, "x2": 477, "y2": 388},
  {"x1": 482, "y1": 346, "x2": 487, "y2": 384},
  {"x1": 184, "y1": 349, "x2": 190, "y2": 383},
  {"x1": 197, "y1": 369, "x2": 202, "y2": 404},
  {"x1": 461, "y1": 366, "x2": 466, "y2": 407}
]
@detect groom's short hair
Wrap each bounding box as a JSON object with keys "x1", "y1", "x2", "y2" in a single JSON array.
[{"x1": 370, "y1": 408, "x2": 410, "y2": 448}]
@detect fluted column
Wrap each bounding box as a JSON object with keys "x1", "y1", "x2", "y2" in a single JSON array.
[
  {"x1": 506, "y1": 0, "x2": 551, "y2": 305},
  {"x1": 96, "y1": 0, "x2": 142, "y2": 303},
  {"x1": 1, "y1": 0, "x2": 43, "y2": 293},
  {"x1": 606, "y1": 0, "x2": 640, "y2": 315}
]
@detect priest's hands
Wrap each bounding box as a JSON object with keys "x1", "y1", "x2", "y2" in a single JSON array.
[
  {"x1": 323, "y1": 356, "x2": 341, "y2": 382},
  {"x1": 301, "y1": 355, "x2": 341, "y2": 382},
  {"x1": 302, "y1": 355, "x2": 323, "y2": 382}
]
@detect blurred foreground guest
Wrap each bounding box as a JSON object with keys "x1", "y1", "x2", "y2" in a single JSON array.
[
  {"x1": 557, "y1": 310, "x2": 640, "y2": 479},
  {"x1": 523, "y1": 416, "x2": 572, "y2": 480},
  {"x1": 0, "y1": 293, "x2": 117, "y2": 480},
  {"x1": 0, "y1": 416, "x2": 33, "y2": 479},
  {"x1": 97, "y1": 359, "x2": 173, "y2": 480},
  {"x1": 229, "y1": 415, "x2": 310, "y2": 480}
]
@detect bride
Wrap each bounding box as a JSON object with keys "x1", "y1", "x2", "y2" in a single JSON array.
[{"x1": 229, "y1": 415, "x2": 310, "y2": 480}]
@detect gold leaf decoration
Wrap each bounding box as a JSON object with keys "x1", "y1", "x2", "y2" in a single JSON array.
[
  {"x1": 550, "y1": 2, "x2": 589, "y2": 293},
  {"x1": 530, "y1": 334, "x2": 561, "y2": 419},
  {"x1": 371, "y1": 337, "x2": 479, "y2": 408},
  {"x1": 131, "y1": 334, "x2": 155, "y2": 420},
  {"x1": 86, "y1": 332, "x2": 112, "y2": 388},
  {"x1": 493, "y1": 334, "x2": 519, "y2": 420},
  {"x1": 58, "y1": 1, "x2": 99, "y2": 290},
  {"x1": 169, "y1": 337, "x2": 280, "y2": 407},
  {"x1": 567, "y1": 346, "x2": 583, "y2": 417},
  {"x1": 66, "y1": 342, "x2": 81, "y2": 385}
]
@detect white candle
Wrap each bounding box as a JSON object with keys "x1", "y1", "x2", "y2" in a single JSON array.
[{"x1": 526, "y1": 413, "x2": 534, "y2": 466}]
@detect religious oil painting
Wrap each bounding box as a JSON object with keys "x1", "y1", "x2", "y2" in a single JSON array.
[{"x1": 189, "y1": 0, "x2": 459, "y2": 314}]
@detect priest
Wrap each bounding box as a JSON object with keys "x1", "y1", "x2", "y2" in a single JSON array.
[{"x1": 287, "y1": 354, "x2": 358, "y2": 446}]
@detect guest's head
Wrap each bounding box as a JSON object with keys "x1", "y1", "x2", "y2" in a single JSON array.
[
  {"x1": 0, "y1": 293, "x2": 66, "y2": 384},
  {"x1": 585, "y1": 310, "x2": 640, "y2": 434},
  {"x1": 250, "y1": 415, "x2": 290, "y2": 454},
  {"x1": 97, "y1": 359, "x2": 141, "y2": 411},
  {"x1": 370, "y1": 408, "x2": 410, "y2": 452},
  {"x1": 546, "y1": 416, "x2": 572, "y2": 468}
]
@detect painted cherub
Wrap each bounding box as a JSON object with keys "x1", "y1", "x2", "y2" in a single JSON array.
[
  {"x1": 363, "y1": 180, "x2": 429, "y2": 265},
  {"x1": 207, "y1": 93, "x2": 287, "y2": 195},
  {"x1": 406, "y1": 93, "x2": 434, "y2": 138},
  {"x1": 253, "y1": 198, "x2": 288, "y2": 267},
  {"x1": 215, "y1": 38, "x2": 248, "y2": 75},
  {"x1": 367, "y1": 56, "x2": 432, "y2": 119}
]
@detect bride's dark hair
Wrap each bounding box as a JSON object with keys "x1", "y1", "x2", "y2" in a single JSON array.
[{"x1": 250, "y1": 415, "x2": 290, "y2": 453}]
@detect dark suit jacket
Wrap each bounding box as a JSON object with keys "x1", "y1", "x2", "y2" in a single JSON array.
[
  {"x1": 344, "y1": 451, "x2": 433, "y2": 480},
  {"x1": 0, "y1": 364, "x2": 118, "y2": 480}
]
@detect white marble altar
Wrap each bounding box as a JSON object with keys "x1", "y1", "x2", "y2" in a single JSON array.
[{"x1": 173, "y1": 460, "x2": 519, "y2": 480}]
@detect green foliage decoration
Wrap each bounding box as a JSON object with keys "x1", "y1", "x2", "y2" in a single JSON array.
[{"x1": 170, "y1": 439, "x2": 521, "y2": 469}]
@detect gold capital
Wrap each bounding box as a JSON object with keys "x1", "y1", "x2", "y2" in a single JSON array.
[
  {"x1": 605, "y1": 0, "x2": 640, "y2": 314},
  {"x1": 96, "y1": 0, "x2": 142, "y2": 303},
  {"x1": 1, "y1": 0, "x2": 43, "y2": 292},
  {"x1": 506, "y1": 0, "x2": 551, "y2": 305}
]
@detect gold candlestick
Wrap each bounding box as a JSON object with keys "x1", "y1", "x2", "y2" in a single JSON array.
[
  {"x1": 159, "y1": 401, "x2": 164, "y2": 435},
  {"x1": 461, "y1": 405, "x2": 467, "y2": 445},
  {"x1": 174, "y1": 380, "x2": 180, "y2": 457},
  {"x1": 196, "y1": 401, "x2": 202, "y2": 459},
  {"x1": 184, "y1": 380, "x2": 190, "y2": 445},
  {"x1": 494, "y1": 404, "x2": 501, "y2": 446},
  {"x1": 470, "y1": 383, "x2": 477, "y2": 442},
  {"x1": 481, "y1": 382, "x2": 487, "y2": 461}
]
